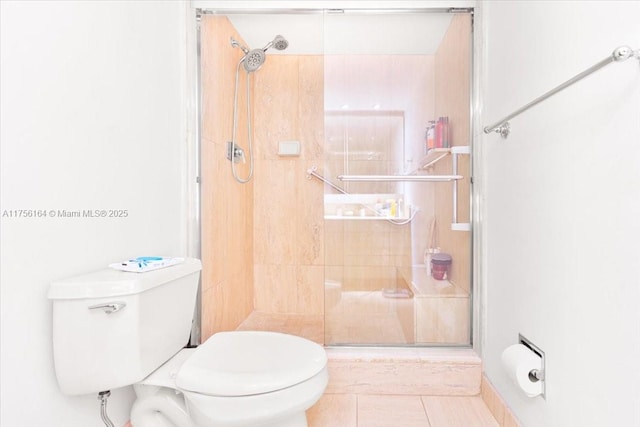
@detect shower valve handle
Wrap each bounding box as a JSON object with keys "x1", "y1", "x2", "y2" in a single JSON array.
[{"x1": 227, "y1": 142, "x2": 246, "y2": 164}]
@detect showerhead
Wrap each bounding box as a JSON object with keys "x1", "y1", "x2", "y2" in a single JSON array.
[
  {"x1": 263, "y1": 35, "x2": 289, "y2": 52},
  {"x1": 271, "y1": 35, "x2": 289, "y2": 51},
  {"x1": 232, "y1": 34, "x2": 288, "y2": 73},
  {"x1": 242, "y1": 49, "x2": 266, "y2": 72}
]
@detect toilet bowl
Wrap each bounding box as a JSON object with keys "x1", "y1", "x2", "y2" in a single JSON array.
[
  {"x1": 47, "y1": 258, "x2": 328, "y2": 427},
  {"x1": 181, "y1": 331, "x2": 327, "y2": 427},
  {"x1": 132, "y1": 331, "x2": 328, "y2": 427}
]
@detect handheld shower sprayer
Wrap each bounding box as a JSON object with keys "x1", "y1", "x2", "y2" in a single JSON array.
[{"x1": 228, "y1": 34, "x2": 289, "y2": 183}]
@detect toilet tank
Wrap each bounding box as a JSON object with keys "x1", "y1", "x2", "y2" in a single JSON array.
[{"x1": 47, "y1": 258, "x2": 202, "y2": 395}]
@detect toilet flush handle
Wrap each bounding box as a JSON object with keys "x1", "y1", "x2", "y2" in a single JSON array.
[{"x1": 88, "y1": 302, "x2": 127, "y2": 314}]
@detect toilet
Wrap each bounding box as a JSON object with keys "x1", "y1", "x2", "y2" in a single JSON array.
[{"x1": 47, "y1": 258, "x2": 328, "y2": 427}]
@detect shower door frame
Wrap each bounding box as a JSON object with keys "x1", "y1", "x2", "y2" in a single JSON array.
[{"x1": 190, "y1": 4, "x2": 483, "y2": 351}]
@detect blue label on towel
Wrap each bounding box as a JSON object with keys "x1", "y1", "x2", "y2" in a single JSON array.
[{"x1": 134, "y1": 256, "x2": 164, "y2": 261}]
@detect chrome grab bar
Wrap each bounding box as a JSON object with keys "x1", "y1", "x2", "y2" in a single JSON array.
[
  {"x1": 337, "y1": 174, "x2": 462, "y2": 182},
  {"x1": 306, "y1": 166, "x2": 347, "y2": 194},
  {"x1": 88, "y1": 302, "x2": 127, "y2": 314},
  {"x1": 484, "y1": 45, "x2": 639, "y2": 138}
]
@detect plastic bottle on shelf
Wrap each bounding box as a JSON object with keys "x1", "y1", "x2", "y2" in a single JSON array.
[
  {"x1": 424, "y1": 249, "x2": 432, "y2": 275},
  {"x1": 424, "y1": 247, "x2": 441, "y2": 276},
  {"x1": 424, "y1": 127, "x2": 429, "y2": 154},
  {"x1": 381, "y1": 199, "x2": 391, "y2": 217},
  {"x1": 375, "y1": 199, "x2": 383, "y2": 216},
  {"x1": 435, "y1": 117, "x2": 443, "y2": 148},
  {"x1": 425, "y1": 121, "x2": 435, "y2": 153},
  {"x1": 443, "y1": 116, "x2": 450, "y2": 148}
]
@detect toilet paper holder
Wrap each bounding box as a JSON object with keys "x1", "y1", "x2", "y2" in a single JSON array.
[
  {"x1": 529, "y1": 369, "x2": 545, "y2": 382},
  {"x1": 519, "y1": 334, "x2": 546, "y2": 398}
]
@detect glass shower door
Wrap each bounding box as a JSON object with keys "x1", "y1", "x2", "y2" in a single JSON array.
[
  {"x1": 322, "y1": 10, "x2": 473, "y2": 346},
  {"x1": 323, "y1": 109, "x2": 413, "y2": 345}
]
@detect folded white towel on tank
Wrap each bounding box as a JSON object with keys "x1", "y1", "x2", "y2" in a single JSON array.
[{"x1": 109, "y1": 256, "x2": 184, "y2": 273}]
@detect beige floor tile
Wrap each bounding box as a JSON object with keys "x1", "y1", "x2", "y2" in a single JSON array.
[
  {"x1": 307, "y1": 394, "x2": 357, "y2": 427},
  {"x1": 357, "y1": 395, "x2": 431, "y2": 427},
  {"x1": 421, "y1": 396, "x2": 499, "y2": 427}
]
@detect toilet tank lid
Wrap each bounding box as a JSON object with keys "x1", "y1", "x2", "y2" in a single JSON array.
[{"x1": 47, "y1": 258, "x2": 202, "y2": 300}]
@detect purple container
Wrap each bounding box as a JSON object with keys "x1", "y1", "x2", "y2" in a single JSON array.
[{"x1": 431, "y1": 253, "x2": 452, "y2": 280}]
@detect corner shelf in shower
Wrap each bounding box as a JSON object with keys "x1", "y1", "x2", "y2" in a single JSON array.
[
  {"x1": 418, "y1": 146, "x2": 470, "y2": 170},
  {"x1": 419, "y1": 147, "x2": 452, "y2": 170}
]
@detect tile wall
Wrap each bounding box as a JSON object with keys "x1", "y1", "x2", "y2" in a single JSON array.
[{"x1": 200, "y1": 16, "x2": 255, "y2": 339}]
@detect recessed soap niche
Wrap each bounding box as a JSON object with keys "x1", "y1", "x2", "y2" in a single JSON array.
[{"x1": 324, "y1": 193, "x2": 410, "y2": 220}]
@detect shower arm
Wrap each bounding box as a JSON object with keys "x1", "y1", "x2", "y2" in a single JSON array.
[{"x1": 230, "y1": 37, "x2": 249, "y2": 54}]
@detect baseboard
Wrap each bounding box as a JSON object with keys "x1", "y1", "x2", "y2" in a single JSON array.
[{"x1": 481, "y1": 374, "x2": 522, "y2": 427}]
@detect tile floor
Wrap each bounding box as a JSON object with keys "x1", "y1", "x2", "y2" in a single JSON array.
[{"x1": 307, "y1": 394, "x2": 499, "y2": 427}]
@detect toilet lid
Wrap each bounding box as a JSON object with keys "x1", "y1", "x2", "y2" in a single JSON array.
[{"x1": 176, "y1": 331, "x2": 327, "y2": 397}]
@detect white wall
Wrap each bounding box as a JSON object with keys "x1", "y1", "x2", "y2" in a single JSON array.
[
  {"x1": 0, "y1": 1, "x2": 188, "y2": 426},
  {"x1": 481, "y1": 1, "x2": 640, "y2": 426}
]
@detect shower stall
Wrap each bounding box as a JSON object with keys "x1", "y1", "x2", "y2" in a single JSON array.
[{"x1": 197, "y1": 7, "x2": 473, "y2": 348}]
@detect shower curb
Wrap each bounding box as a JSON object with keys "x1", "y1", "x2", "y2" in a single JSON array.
[{"x1": 325, "y1": 347, "x2": 481, "y2": 396}]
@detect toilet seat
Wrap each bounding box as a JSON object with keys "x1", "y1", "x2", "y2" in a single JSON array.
[{"x1": 176, "y1": 331, "x2": 327, "y2": 397}]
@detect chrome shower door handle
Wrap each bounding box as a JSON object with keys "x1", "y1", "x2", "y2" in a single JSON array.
[{"x1": 88, "y1": 302, "x2": 127, "y2": 314}]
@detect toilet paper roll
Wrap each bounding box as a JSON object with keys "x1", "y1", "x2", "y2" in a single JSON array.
[{"x1": 501, "y1": 344, "x2": 543, "y2": 397}]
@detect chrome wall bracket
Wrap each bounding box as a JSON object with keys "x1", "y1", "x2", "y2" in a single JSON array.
[{"x1": 486, "y1": 121, "x2": 510, "y2": 139}]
